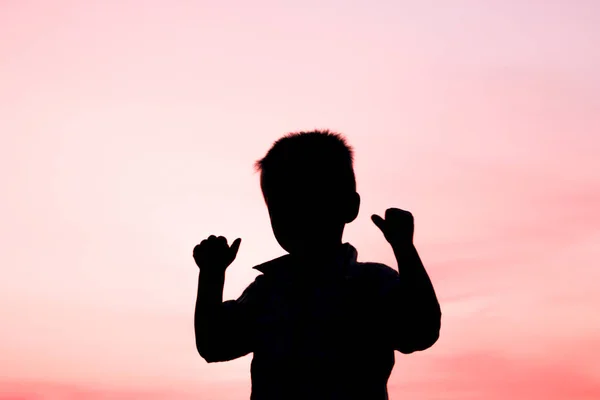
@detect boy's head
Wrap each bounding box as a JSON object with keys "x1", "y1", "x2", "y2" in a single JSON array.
[{"x1": 255, "y1": 130, "x2": 360, "y2": 256}]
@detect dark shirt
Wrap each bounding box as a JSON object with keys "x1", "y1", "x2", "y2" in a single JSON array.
[{"x1": 207, "y1": 243, "x2": 418, "y2": 400}]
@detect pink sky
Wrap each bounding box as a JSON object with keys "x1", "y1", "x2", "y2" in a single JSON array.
[{"x1": 1, "y1": 1, "x2": 599, "y2": 399}]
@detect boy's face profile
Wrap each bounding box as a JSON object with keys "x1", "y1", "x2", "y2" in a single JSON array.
[{"x1": 264, "y1": 172, "x2": 360, "y2": 256}]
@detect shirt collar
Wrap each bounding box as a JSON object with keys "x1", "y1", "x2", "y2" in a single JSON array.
[{"x1": 253, "y1": 242, "x2": 358, "y2": 275}]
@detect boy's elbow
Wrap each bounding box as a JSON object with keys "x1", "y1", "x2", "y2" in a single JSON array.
[
  {"x1": 199, "y1": 351, "x2": 221, "y2": 364},
  {"x1": 196, "y1": 332, "x2": 222, "y2": 363},
  {"x1": 418, "y1": 309, "x2": 441, "y2": 350},
  {"x1": 398, "y1": 311, "x2": 441, "y2": 354},
  {"x1": 196, "y1": 341, "x2": 223, "y2": 363},
  {"x1": 196, "y1": 340, "x2": 210, "y2": 361},
  {"x1": 419, "y1": 323, "x2": 441, "y2": 350},
  {"x1": 397, "y1": 329, "x2": 439, "y2": 354},
  {"x1": 196, "y1": 336, "x2": 247, "y2": 363}
]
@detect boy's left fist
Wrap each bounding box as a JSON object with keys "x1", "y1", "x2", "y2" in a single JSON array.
[
  {"x1": 371, "y1": 208, "x2": 414, "y2": 246},
  {"x1": 193, "y1": 235, "x2": 241, "y2": 274}
]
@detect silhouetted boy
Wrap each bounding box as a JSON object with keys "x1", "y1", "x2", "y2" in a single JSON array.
[{"x1": 193, "y1": 130, "x2": 441, "y2": 400}]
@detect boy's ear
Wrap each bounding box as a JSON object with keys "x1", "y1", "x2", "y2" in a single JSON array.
[{"x1": 343, "y1": 192, "x2": 360, "y2": 224}]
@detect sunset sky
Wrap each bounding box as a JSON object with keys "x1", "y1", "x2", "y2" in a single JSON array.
[{"x1": 1, "y1": 1, "x2": 599, "y2": 399}]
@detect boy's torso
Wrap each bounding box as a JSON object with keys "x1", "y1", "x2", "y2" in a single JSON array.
[{"x1": 247, "y1": 243, "x2": 397, "y2": 399}]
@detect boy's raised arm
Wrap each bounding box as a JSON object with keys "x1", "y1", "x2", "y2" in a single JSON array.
[
  {"x1": 193, "y1": 236, "x2": 254, "y2": 362},
  {"x1": 372, "y1": 209, "x2": 442, "y2": 354}
]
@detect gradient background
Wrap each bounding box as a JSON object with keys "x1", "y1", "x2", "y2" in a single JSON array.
[{"x1": 1, "y1": 1, "x2": 599, "y2": 399}]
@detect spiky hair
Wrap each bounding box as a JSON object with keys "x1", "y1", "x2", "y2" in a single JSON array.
[{"x1": 254, "y1": 129, "x2": 356, "y2": 197}]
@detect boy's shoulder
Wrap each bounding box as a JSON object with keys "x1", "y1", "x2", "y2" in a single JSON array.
[{"x1": 350, "y1": 260, "x2": 399, "y2": 280}]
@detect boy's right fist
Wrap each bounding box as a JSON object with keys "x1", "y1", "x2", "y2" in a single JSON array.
[{"x1": 193, "y1": 235, "x2": 241, "y2": 274}]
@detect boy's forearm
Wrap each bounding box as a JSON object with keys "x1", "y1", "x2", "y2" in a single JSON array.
[
  {"x1": 197, "y1": 270, "x2": 226, "y2": 306},
  {"x1": 392, "y1": 244, "x2": 435, "y2": 291},
  {"x1": 195, "y1": 270, "x2": 226, "y2": 323},
  {"x1": 392, "y1": 243, "x2": 441, "y2": 330},
  {"x1": 194, "y1": 270, "x2": 226, "y2": 354}
]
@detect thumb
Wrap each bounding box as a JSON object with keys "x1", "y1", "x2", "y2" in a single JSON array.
[
  {"x1": 229, "y1": 238, "x2": 242, "y2": 260},
  {"x1": 371, "y1": 214, "x2": 385, "y2": 232}
]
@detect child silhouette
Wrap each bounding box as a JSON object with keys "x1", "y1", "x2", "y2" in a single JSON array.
[{"x1": 193, "y1": 130, "x2": 441, "y2": 400}]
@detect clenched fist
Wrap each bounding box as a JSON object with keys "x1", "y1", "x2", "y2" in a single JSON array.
[
  {"x1": 193, "y1": 235, "x2": 241, "y2": 274},
  {"x1": 371, "y1": 208, "x2": 414, "y2": 246}
]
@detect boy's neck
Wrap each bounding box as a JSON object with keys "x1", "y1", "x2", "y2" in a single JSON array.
[{"x1": 291, "y1": 241, "x2": 345, "y2": 267}]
